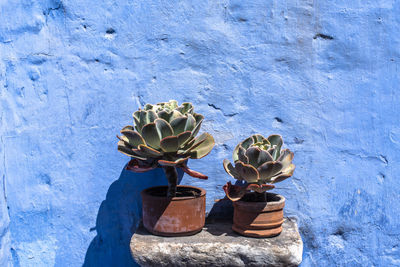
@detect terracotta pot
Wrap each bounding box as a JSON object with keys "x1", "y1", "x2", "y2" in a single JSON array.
[
  {"x1": 232, "y1": 192, "x2": 285, "y2": 237},
  {"x1": 141, "y1": 185, "x2": 206, "y2": 236}
]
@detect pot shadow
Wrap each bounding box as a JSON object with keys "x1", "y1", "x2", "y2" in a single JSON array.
[
  {"x1": 205, "y1": 180, "x2": 243, "y2": 237},
  {"x1": 205, "y1": 197, "x2": 239, "y2": 237},
  {"x1": 83, "y1": 166, "x2": 183, "y2": 267}
]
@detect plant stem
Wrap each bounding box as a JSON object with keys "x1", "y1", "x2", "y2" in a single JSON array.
[{"x1": 162, "y1": 166, "x2": 178, "y2": 198}]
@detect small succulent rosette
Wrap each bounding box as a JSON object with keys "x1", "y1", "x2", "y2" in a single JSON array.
[
  {"x1": 117, "y1": 100, "x2": 215, "y2": 179},
  {"x1": 223, "y1": 134, "x2": 295, "y2": 201}
]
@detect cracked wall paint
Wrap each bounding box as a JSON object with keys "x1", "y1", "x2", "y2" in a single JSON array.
[{"x1": 1, "y1": 0, "x2": 400, "y2": 266}]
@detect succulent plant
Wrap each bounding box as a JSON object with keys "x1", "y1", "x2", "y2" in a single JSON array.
[
  {"x1": 117, "y1": 100, "x2": 215, "y2": 197},
  {"x1": 223, "y1": 134, "x2": 295, "y2": 201}
]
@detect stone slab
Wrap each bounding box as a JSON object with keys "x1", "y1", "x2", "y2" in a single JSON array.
[{"x1": 130, "y1": 218, "x2": 303, "y2": 267}]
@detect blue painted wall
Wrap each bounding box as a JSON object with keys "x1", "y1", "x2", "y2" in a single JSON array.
[{"x1": 1, "y1": 0, "x2": 399, "y2": 266}]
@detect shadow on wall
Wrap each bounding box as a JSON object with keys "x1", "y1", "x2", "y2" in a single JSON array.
[{"x1": 83, "y1": 165, "x2": 183, "y2": 267}]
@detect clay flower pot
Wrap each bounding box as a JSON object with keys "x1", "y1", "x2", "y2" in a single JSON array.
[
  {"x1": 141, "y1": 185, "x2": 206, "y2": 236},
  {"x1": 232, "y1": 192, "x2": 285, "y2": 238}
]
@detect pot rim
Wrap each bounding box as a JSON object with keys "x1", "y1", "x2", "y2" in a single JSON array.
[
  {"x1": 234, "y1": 192, "x2": 285, "y2": 209},
  {"x1": 141, "y1": 185, "x2": 206, "y2": 201}
]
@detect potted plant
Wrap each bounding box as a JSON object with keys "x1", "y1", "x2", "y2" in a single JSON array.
[
  {"x1": 222, "y1": 134, "x2": 295, "y2": 237},
  {"x1": 117, "y1": 100, "x2": 215, "y2": 236}
]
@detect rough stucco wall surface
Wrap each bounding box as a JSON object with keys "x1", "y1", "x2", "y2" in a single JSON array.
[{"x1": 0, "y1": 0, "x2": 399, "y2": 266}]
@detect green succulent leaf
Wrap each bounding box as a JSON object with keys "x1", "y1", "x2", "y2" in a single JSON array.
[
  {"x1": 232, "y1": 143, "x2": 240, "y2": 162},
  {"x1": 139, "y1": 110, "x2": 149, "y2": 126},
  {"x1": 272, "y1": 149, "x2": 279, "y2": 161},
  {"x1": 141, "y1": 123, "x2": 161, "y2": 149},
  {"x1": 176, "y1": 102, "x2": 193, "y2": 114},
  {"x1": 184, "y1": 114, "x2": 196, "y2": 132},
  {"x1": 133, "y1": 111, "x2": 142, "y2": 133},
  {"x1": 267, "y1": 134, "x2": 283, "y2": 147},
  {"x1": 117, "y1": 140, "x2": 133, "y2": 154},
  {"x1": 252, "y1": 139, "x2": 271, "y2": 151},
  {"x1": 237, "y1": 146, "x2": 249, "y2": 164},
  {"x1": 117, "y1": 135, "x2": 132, "y2": 148},
  {"x1": 194, "y1": 113, "x2": 204, "y2": 123},
  {"x1": 257, "y1": 161, "x2": 283, "y2": 182},
  {"x1": 244, "y1": 146, "x2": 273, "y2": 168},
  {"x1": 223, "y1": 159, "x2": 240, "y2": 179},
  {"x1": 251, "y1": 134, "x2": 265, "y2": 144},
  {"x1": 183, "y1": 132, "x2": 208, "y2": 152},
  {"x1": 133, "y1": 110, "x2": 140, "y2": 121},
  {"x1": 240, "y1": 136, "x2": 254, "y2": 150},
  {"x1": 117, "y1": 141, "x2": 147, "y2": 160},
  {"x1": 157, "y1": 110, "x2": 171, "y2": 122},
  {"x1": 187, "y1": 133, "x2": 215, "y2": 159},
  {"x1": 120, "y1": 129, "x2": 145, "y2": 148},
  {"x1": 154, "y1": 118, "x2": 173, "y2": 139},
  {"x1": 146, "y1": 110, "x2": 158, "y2": 123},
  {"x1": 235, "y1": 161, "x2": 259, "y2": 183},
  {"x1": 191, "y1": 114, "x2": 204, "y2": 138},
  {"x1": 170, "y1": 117, "x2": 188, "y2": 135},
  {"x1": 259, "y1": 149, "x2": 273, "y2": 164},
  {"x1": 138, "y1": 144, "x2": 162, "y2": 157},
  {"x1": 169, "y1": 110, "x2": 182, "y2": 121},
  {"x1": 278, "y1": 149, "x2": 294, "y2": 169},
  {"x1": 271, "y1": 163, "x2": 295, "y2": 183},
  {"x1": 177, "y1": 131, "x2": 192, "y2": 147},
  {"x1": 267, "y1": 134, "x2": 283, "y2": 160},
  {"x1": 122, "y1": 125, "x2": 134, "y2": 131},
  {"x1": 144, "y1": 104, "x2": 153, "y2": 110},
  {"x1": 168, "y1": 100, "x2": 178, "y2": 109},
  {"x1": 160, "y1": 136, "x2": 179, "y2": 152},
  {"x1": 245, "y1": 147, "x2": 265, "y2": 167},
  {"x1": 266, "y1": 147, "x2": 276, "y2": 160},
  {"x1": 183, "y1": 138, "x2": 196, "y2": 148}
]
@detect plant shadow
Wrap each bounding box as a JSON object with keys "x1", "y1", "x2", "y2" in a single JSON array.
[{"x1": 83, "y1": 165, "x2": 183, "y2": 267}]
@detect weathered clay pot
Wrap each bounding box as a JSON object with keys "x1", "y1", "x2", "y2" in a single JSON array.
[
  {"x1": 232, "y1": 192, "x2": 285, "y2": 237},
  {"x1": 141, "y1": 185, "x2": 206, "y2": 236}
]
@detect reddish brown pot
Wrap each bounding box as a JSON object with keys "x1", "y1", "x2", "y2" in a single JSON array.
[
  {"x1": 232, "y1": 192, "x2": 285, "y2": 238},
  {"x1": 141, "y1": 185, "x2": 206, "y2": 236}
]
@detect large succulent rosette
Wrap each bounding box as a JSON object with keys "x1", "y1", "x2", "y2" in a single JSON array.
[
  {"x1": 117, "y1": 100, "x2": 215, "y2": 179},
  {"x1": 223, "y1": 134, "x2": 295, "y2": 201}
]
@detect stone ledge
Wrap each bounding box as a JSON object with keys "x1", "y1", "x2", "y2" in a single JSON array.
[{"x1": 130, "y1": 218, "x2": 303, "y2": 267}]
